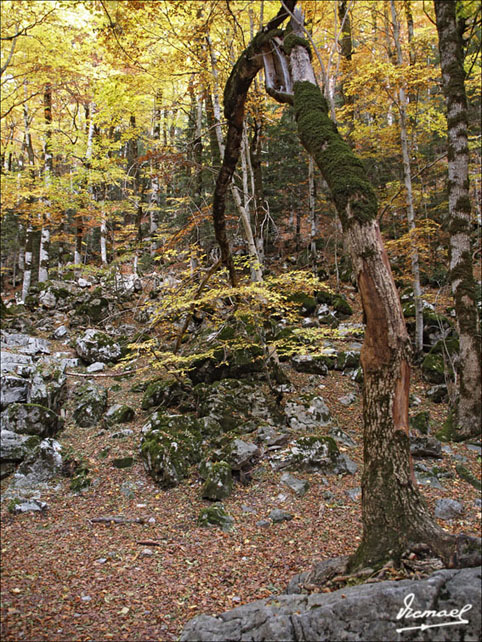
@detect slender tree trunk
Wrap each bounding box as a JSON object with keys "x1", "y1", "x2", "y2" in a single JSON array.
[
  {"x1": 38, "y1": 83, "x2": 52, "y2": 283},
  {"x1": 20, "y1": 85, "x2": 35, "y2": 302},
  {"x1": 209, "y1": 36, "x2": 263, "y2": 283},
  {"x1": 390, "y1": 0, "x2": 424, "y2": 355},
  {"x1": 308, "y1": 156, "x2": 317, "y2": 270},
  {"x1": 21, "y1": 225, "x2": 33, "y2": 303},
  {"x1": 435, "y1": 0, "x2": 482, "y2": 440}
]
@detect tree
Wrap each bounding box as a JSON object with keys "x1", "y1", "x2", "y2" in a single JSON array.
[
  {"x1": 212, "y1": 0, "x2": 480, "y2": 570},
  {"x1": 434, "y1": 0, "x2": 481, "y2": 440}
]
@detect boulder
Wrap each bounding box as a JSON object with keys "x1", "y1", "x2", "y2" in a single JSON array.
[
  {"x1": 72, "y1": 382, "x2": 108, "y2": 427},
  {"x1": 28, "y1": 362, "x2": 66, "y2": 411},
  {"x1": 285, "y1": 396, "x2": 331, "y2": 431},
  {"x1": 227, "y1": 439, "x2": 260, "y2": 471},
  {"x1": 1, "y1": 332, "x2": 50, "y2": 355},
  {"x1": 196, "y1": 379, "x2": 280, "y2": 431},
  {"x1": 197, "y1": 504, "x2": 234, "y2": 532},
  {"x1": 434, "y1": 498, "x2": 465, "y2": 521},
  {"x1": 291, "y1": 354, "x2": 330, "y2": 375},
  {"x1": 104, "y1": 403, "x2": 135, "y2": 427},
  {"x1": 74, "y1": 329, "x2": 122, "y2": 364},
  {"x1": 281, "y1": 473, "x2": 309, "y2": 497},
  {"x1": 0, "y1": 375, "x2": 29, "y2": 408},
  {"x1": 1, "y1": 402, "x2": 62, "y2": 437},
  {"x1": 274, "y1": 436, "x2": 355, "y2": 476},
  {"x1": 201, "y1": 462, "x2": 233, "y2": 501},
  {"x1": 180, "y1": 566, "x2": 481, "y2": 642},
  {"x1": 0, "y1": 430, "x2": 41, "y2": 462},
  {"x1": 410, "y1": 434, "x2": 442, "y2": 458},
  {"x1": 141, "y1": 378, "x2": 188, "y2": 411},
  {"x1": 421, "y1": 352, "x2": 446, "y2": 384},
  {"x1": 8, "y1": 438, "x2": 63, "y2": 490},
  {"x1": 269, "y1": 508, "x2": 293, "y2": 523},
  {"x1": 0, "y1": 351, "x2": 34, "y2": 376},
  {"x1": 140, "y1": 413, "x2": 203, "y2": 488}
]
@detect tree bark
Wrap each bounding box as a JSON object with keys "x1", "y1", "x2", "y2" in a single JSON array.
[
  {"x1": 434, "y1": 0, "x2": 482, "y2": 440},
  {"x1": 390, "y1": 0, "x2": 424, "y2": 355},
  {"x1": 38, "y1": 82, "x2": 52, "y2": 284}
]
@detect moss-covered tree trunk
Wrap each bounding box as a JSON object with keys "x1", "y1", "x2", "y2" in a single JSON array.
[{"x1": 434, "y1": 0, "x2": 481, "y2": 440}]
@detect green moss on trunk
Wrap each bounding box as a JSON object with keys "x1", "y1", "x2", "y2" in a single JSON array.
[{"x1": 293, "y1": 81, "x2": 377, "y2": 227}]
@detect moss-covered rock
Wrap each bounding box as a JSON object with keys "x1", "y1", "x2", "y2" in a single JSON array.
[
  {"x1": 196, "y1": 379, "x2": 282, "y2": 432},
  {"x1": 286, "y1": 435, "x2": 341, "y2": 472},
  {"x1": 421, "y1": 352, "x2": 446, "y2": 384},
  {"x1": 1, "y1": 402, "x2": 62, "y2": 437},
  {"x1": 410, "y1": 411, "x2": 430, "y2": 435},
  {"x1": 197, "y1": 504, "x2": 234, "y2": 531},
  {"x1": 201, "y1": 461, "x2": 233, "y2": 501},
  {"x1": 140, "y1": 413, "x2": 204, "y2": 488},
  {"x1": 141, "y1": 378, "x2": 188, "y2": 410},
  {"x1": 72, "y1": 383, "x2": 108, "y2": 428},
  {"x1": 75, "y1": 329, "x2": 122, "y2": 365},
  {"x1": 104, "y1": 404, "x2": 135, "y2": 427}
]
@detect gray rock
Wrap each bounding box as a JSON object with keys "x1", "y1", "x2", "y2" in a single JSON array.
[
  {"x1": 104, "y1": 403, "x2": 135, "y2": 427},
  {"x1": 86, "y1": 362, "x2": 105, "y2": 373},
  {"x1": 228, "y1": 439, "x2": 260, "y2": 471},
  {"x1": 410, "y1": 434, "x2": 442, "y2": 459},
  {"x1": 269, "y1": 509, "x2": 293, "y2": 523},
  {"x1": 180, "y1": 566, "x2": 481, "y2": 642},
  {"x1": 0, "y1": 332, "x2": 50, "y2": 355},
  {"x1": 281, "y1": 473, "x2": 309, "y2": 497},
  {"x1": 285, "y1": 396, "x2": 331, "y2": 431},
  {"x1": 426, "y1": 384, "x2": 448, "y2": 403},
  {"x1": 75, "y1": 329, "x2": 122, "y2": 364},
  {"x1": 0, "y1": 375, "x2": 29, "y2": 408},
  {"x1": 28, "y1": 363, "x2": 67, "y2": 412},
  {"x1": 328, "y1": 426, "x2": 356, "y2": 448},
  {"x1": 345, "y1": 487, "x2": 361, "y2": 501},
  {"x1": 72, "y1": 382, "x2": 108, "y2": 427},
  {"x1": 39, "y1": 290, "x2": 57, "y2": 309},
  {"x1": 12, "y1": 498, "x2": 49, "y2": 513},
  {"x1": 1, "y1": 402, "x2": 62, "y2": 437},
  {"x1": 198, "y1": 504, "x2": 234, "y2": 532},
  {"x1": 52, "y1": 325, "x2": 68, "y2": 339},
  {"x1": 0, "y1": 351, "x2": 34, "y2": 376},
  {"x1": 291, "y1": 354, "x2": 329, "y2": 376},
  {"x1": 8, "y1": 438, "x2": 63, "y2": 490},
  {"x1": 435, "y1": 498, "x2": 464, "y2": 521},
  {"x1": 0, "y1": 430, "x2": 41, "y2": 462},
  {"x1": 201, "y1": 462, "x2": 233, "y2": 501},
  {"x1": 338, "y1": 393, "x2": 356, "y2": 406}
]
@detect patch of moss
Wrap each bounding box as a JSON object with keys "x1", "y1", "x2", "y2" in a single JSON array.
[
  {"x1": 283, "y1": 33, "x2": 312, "y2": 59},
  {"x1": 293, "y1": 81, "x2": 378, "y2": 228}
]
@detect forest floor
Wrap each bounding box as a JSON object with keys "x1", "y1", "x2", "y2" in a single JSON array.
[{"x1": 1, "y1": 339, "x2": 481, "y2": 641}]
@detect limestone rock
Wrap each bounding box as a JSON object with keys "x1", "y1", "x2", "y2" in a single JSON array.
[
  {"x1": 0, "y1": 430, "x2": 41, "y2": 462},
  {"x1": 75, "y1": 329, "x2": 122, "y2": 365},
  {"x1": 285, "y1": 396, "x2": 331, "y2": 431},
  {"x1": 1, "y1": 402, "x2": 62, "y2": 437},
  {"x1": 72, "y1": 382, "x2": 108, "y2": 428},
  {"x1": 201, "y1": 462, "x2": 233, "y2": 501},
  {"x1": 435, "y1": 498, "x2": 465, "y2": 521},
  {"x1": 180, "y1": 566, "x2": 481, "y2": 642}
]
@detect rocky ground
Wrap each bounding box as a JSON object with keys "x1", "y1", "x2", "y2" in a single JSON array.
[{"x1": 1, "y1": 272, "x2": 480, "y2": 641}]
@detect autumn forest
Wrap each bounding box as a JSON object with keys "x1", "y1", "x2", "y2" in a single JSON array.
[{"x1": 1, "y1": 1, "x2": 481, "y2": 641}]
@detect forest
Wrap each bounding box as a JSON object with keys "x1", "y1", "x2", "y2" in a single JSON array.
[{"x1": 1, "y1": 1, "x2": 481, "y2": 641}]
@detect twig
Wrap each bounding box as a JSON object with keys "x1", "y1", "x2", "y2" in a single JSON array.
[
  {"x1": 89, "y1": 516, "x2": 146, "y2": 525},
  {"x1": 66, "y1": 368, "x2": 145, "y2": 378},
  {"x1": 136, "y1": 540, "x2": 164, "y2": 547}
]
